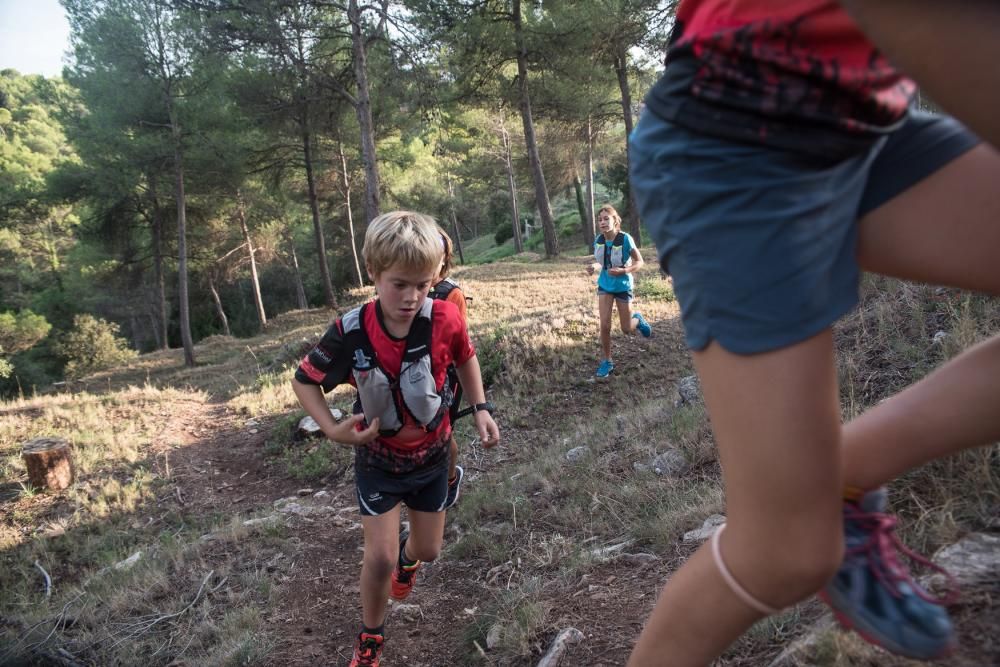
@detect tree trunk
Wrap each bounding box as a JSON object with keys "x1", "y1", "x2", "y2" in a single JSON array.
[
  {"x1": 302, "y1": 125, "x2": 337, "y2": 309},
  {"x1": 513, "y1": 0, "x2": 558, "y2": 258},
  {"x1": 169, "y1": 109, "x2": 195, "y2": 367},
  {"x1": 22, "y1": 437, "x2": 74, "y2": 491},
  {"x1": 208, "y1": 277, "x2": 231, "y2": 336},
  {"x1": 287, "y1": 232, "x2": 309, "y2": 310},
  {"x1": 585, "y1": 116, "x2": 596, "y2": 233},
  {"x1": 237, "y1": 193, "x2": 267, "y2": 329},
  {"x1": 574, "y1": 172, "x2": 593, "y2": 248},
  {"x1": 149, "y1": 174, "x2": 169, "y2": 350},
  {"x1": 615, "y1": 46, "x2": 641, "y2": 245},
  {"x1": 337, "y1": 136, "x2": 365, "y2": 287},
  {"x1": 500, "y1": 120, "x2": 523, "y2": 253},
  {"x1": 147, "y1": 311, "x2": 162, "y2": 350},
  {"x1": 349, "y1": 0, "x2": 382, "y2": 225}
]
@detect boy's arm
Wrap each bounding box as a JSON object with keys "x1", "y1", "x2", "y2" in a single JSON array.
[
  {"x1": 455, "y1": 355, "x2": 500, "y2": 449},
  {"x1": 292, "y1": 378, "x2": 380, "y2": 446}
]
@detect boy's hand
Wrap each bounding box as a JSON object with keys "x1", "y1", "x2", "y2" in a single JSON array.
[
  {"x1": 326, "y1": 413, "x2": 380, "y2": 446},
  {"x1": 586, "y1": 262, "x2": 601, "y2": 276},
  {"x1": 474, "y1": 412, "x2": 500, "y2": 449}
]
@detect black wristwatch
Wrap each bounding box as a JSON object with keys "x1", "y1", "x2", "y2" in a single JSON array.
[{"x1": 473, "y1": 402, "x2": 495, "y2": 415}]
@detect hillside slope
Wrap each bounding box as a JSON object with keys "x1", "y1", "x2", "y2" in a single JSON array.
[{"x1": 1, "y1": 254, "x2": 998, "y2": 666}]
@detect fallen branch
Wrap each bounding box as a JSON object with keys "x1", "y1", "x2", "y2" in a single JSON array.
[
  {"x1": 33, "y1": 561, "x2": 51, "y2": 599},
  {"x1": 108, "y1": 570, "x2": 214, "y2": 649},
  {"x1": 536, "y1": 627, "x2": 584, "y2": 667}
]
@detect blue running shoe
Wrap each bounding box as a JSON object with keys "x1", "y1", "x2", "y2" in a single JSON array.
[
  {"x1": 595, "y1": 359, "x2": 614, "y2": 378},
  {"x1": 633, "y1": 313, "x2": 652, "y2": 338},
  {"x1": 820, "y1": 487, "x2": 959, "y2": 660}
]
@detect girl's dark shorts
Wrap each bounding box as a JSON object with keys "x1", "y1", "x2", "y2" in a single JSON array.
[
  {"x1": 629, "y1": 110, "x2": 979, "y2": 354},
  {"x1": 597, "y1": 287, "x2": 634, "y2": 303}
]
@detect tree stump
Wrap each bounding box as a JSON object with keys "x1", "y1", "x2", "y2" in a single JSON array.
[{"x1": 22, "y1": 437, "x2": 75, "y2": 491}]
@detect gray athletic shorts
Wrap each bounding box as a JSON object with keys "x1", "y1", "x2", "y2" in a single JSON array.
[{"x1": 629, "y1": 110, "x2": 979, "y2": 354}]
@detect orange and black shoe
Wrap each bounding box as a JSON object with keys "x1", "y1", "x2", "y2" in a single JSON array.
[
  {"x1": 390, "y1": 558, "x2": 421, "y2": 601},
  {"x1": 349, "y1": 631, "x2": 384, "y2": 667}
]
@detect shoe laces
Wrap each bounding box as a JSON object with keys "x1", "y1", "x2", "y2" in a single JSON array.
[
  {"x1": 355, "y1": 633, "x2": 382, "y2": 665},
  {"x1": 844, "y1": 504, "x2": 960, "y2": 606}
]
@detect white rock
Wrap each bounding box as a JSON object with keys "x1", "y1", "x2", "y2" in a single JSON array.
[{"x1": 682, "y1": 515, "x2": 726, "y2": 544}]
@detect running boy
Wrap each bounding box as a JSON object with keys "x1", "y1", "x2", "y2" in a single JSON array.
[
  {"x1": 428, "y1": 229, "x2": 470, "y2": 509},
  {"x1": 292, "y1": 211, "x2": 500, "y2": 667},
  {"x1": 628, "y1": 1, "x2": 1000, "y2": 665},
  {"x1": 585, "y1": 204, "x2": 652, "y2": 379}
]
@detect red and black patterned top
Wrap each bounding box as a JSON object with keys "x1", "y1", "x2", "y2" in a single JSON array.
[{"x1": 644, "y1": 0, "x2": 916, "y2": 158}]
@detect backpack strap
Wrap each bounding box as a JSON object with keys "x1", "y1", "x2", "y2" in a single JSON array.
[
  {"x1": 341, "y1": 304, "x2": 376, "y2": 370},
  {"x1": 429, "y1": 278, "x2": 459, "y2": 301}
]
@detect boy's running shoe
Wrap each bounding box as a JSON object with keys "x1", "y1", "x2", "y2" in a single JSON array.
[
  {"x1": 391, "y1": 535, "x2": 421, "y2": 601},
  {"x1": 350, "y1": 631, "x2": 384, "y2": 667},
  {"x1": 595, "y1": 359, "x2": 614, "y2": 378},
  {"x1": 820, "y1": 487, "x2": 959, "y2": 660},
  {"x1": 633, "y1": 312, "x2": 652, "y2": 338},
  {"x1": 443, "y1": 465, "x2": 464, "y2": 510}
]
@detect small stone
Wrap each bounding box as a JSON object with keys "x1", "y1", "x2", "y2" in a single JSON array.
[
  {"x1": 565, "y1": 446, "x2": 589, "y2": 462},
  {"x1": 651, "y1": 449, "x2": 689, "y2": 477},
  {"x1": 297, "y1": 488, "x2": 313, "y2": 496},
  {"x1": 675, "y1": 375, "x2": 702, "y2": 407},
  {"x1": 682, "y1": 514, "x2": 726, "y2": 544}
]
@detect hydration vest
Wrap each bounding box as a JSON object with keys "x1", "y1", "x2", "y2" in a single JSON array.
[
  {"x1": 429, "y1": 277, "x2": 472, "y2": 307},
  {"x1": 595, "y1": 232, "x2": 628, "y2": 270},
  {"x1": 341, "y1": 299, "x2": 453, "y2": 437}
]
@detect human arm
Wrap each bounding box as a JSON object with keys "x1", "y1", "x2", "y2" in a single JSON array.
[
  {"x1": 455, "y1": 355, "x2": 500, "y2": 449},
  {"x1": 291, "y1": 378, "x2": 380, "y2": 446},
  {"x1": 608, "y1": 246, "x2": 645, "y2": 277},
  {"x1": 291, "y1": 318, "x2": 379, "y2": 446}
]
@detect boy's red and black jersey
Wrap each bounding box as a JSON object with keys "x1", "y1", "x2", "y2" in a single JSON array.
[
  {"x1": 295, "y1": 298, "x2": 475, "y2": 456},
  {"x1": 645, "y1": 0, "x2": 916, "y2": 158}
]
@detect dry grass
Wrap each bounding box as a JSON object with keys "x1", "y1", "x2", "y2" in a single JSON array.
[{"x1": 2, "y1": 253, "x2": 997, "y2": 666}]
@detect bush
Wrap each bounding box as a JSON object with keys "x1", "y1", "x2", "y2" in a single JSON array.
[
  {"x1": 495, "y1": 222, "x2": 514, "y2": 246},
  {"x1": 63, "y1": 314, "x2": 138, "y2": 379}
]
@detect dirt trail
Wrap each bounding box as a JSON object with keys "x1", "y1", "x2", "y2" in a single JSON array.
[{"x1": 160, "y1": 312, "x2": 998, "y2": 667}]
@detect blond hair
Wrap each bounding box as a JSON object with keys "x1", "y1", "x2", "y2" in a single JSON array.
[
  {"x1": 597, "y1": 204, "x2": 622, "y2": 232},
  {"x1": 363, "y1": 211, "x2": 445, "y2": 277}
]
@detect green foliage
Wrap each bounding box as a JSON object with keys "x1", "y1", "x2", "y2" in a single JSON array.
[
  {"x1": 0, "y1": 309, "x2": 51, "y2": 356},
  {"x1": 62, "y1": 314, "x2": 137, "y2": 379},
  {"x1": 476, "y1": 325, "x2": 511, "y2": 388},
  {"x1": 635, "y1": 274, "x2": 675, "y2": 302}
]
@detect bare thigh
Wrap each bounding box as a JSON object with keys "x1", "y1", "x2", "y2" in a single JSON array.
[
  {"x1": 616, "y1": 299, "x2": 633, "y2": 332},
  {"x1": 692, "y1": 331, "x2": 844, "y2": 597},
  {"x1": 858, "y1": 143, "x2": 1000, "y2": 293},
  {"x1": 406, "y1": 508, "x2": 446, "y2": 560},
  {"x1": 598, "y1": 293, "x2": 615, "y2": 327}
]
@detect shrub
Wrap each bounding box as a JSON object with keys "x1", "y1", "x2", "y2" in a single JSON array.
[{"x1": 63, "y1": 314, "x2": 138, "y2": 379}]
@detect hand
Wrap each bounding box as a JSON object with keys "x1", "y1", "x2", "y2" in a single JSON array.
[
  {"x1": 586, "y1": 262, "x2": 600, "y2": 276},
  {"x1": 608, "y1": 267, "x2": 626, "y2": 277},
  {"x1": 326, "y1": 413, "x2": 380, "y2": 446},
  {"x1": 474, "y1": 411, "x2": 500, "y2": 449}
]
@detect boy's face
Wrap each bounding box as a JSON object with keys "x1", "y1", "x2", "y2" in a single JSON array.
[{"x1": 371, "y1": 262, "x2": 439, "y2": 329}]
